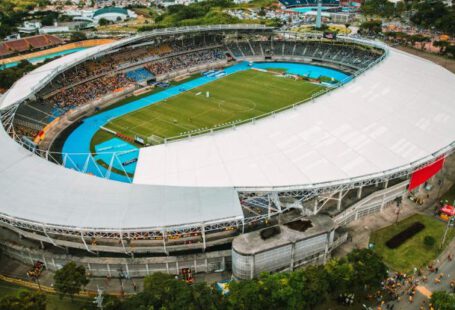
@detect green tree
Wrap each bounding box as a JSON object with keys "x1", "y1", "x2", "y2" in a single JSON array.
[
  {"x1": 325, "y1": 258, "x2": 354, "y2": 295},
  {"x1": 228, "y1": 277, "x2": 267, "y2": 310},
  {"x1": 347, "y1": 249, "x2": 388, "y2": 291},
  {"x1": 98, "y1": 18, "x2": 110, "y2": 26},
  {"x1": 70, "y1": 31, "x2": 87, "y2": 42},
  {"x1": 121, "y1": 272, "x2": 222, "y2": 309},
  {"x1": 445, "y1": 45, "x2": 455, "y2": 59},
  {"x1": 298, "y1": 265, "x2": 330, "y2": 308},
  {"x1": 41, "y1": 14, "x2": 55, "y2": 26},
  {"x1": 361, "y1": 0, "x2": 395, "y2": 17},
  {"x1": 424, "y1": 235, "x2": 436, "y2": 247},
  {"x1": 0, "y1": 290, "x2": 46, "y2": 310},
  {"x1": 359, "y1": 20, "x2": 382, "y2": 36},
  {"x1": 433, "y1": 40, "x2": 450, "y2": 54},
  {"x1": 0, "y1": 60, "x2": 35, "y2": 89},
  {"x1": 53, "y1": 261, "x2": 89, "y2": 300},
  {"x1": 430, "y1": 291, "x2": 455, "y2": 310},
  {"x1": 411, "y1": 0, "x2": 455, "y2": 36}
]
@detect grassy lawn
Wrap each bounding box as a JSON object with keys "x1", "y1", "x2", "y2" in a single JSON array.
[
  {"x1": 89, "y1": 73, "x2": 202, "y2": 152},
  {"x1": 0, "y1": 281, "x2": 88, "y2": 310},
  {"x1": 370, "y1": 214, "x2": 455, "y2": 272},
  {"x1": 101, "y1": 70, "x2": 323, "y2": 144}
]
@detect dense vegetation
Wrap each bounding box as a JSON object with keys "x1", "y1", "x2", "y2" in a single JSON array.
[
  {"x1": 411, "y1": 0, "x2": 455, "y2": 36},
  {"x1": 362, "y1": 0, "x2": 455, "y2": 36},
  {"x1": 104, "y1": 249, "x2": 387, "y2": 309},
  {"x1": 138, "y1": 0, "x2": 281, "y2": 31},
  {"x1": 53, "y1": 261, "x2": 89, "y2": 300},
  {"x1": 0, "y1": 60, "x2": 38, "y2": 90},
  {"x1": 361, "y1": 0, "x2": 397, "y2": 17},
  {"x1": 138, "y1": 0, "x2": 238, "y2": 30},
  {"x1": 0, "y1": 55, "x2": 60, "y2": 91},
  {"x1": 0, "y1": 0, "x2": 50, "y2": 37},
  {"x1": 0, "y1": 290, "x2": 46, "y2": 310},
  {"x1": 430, "y1": 291, "x2": 455, "y2": 310},
  {"x1": 359, "y1": 20, "x2": 383, "y2": 36},
  {"x1": 0, "y1": 249, "x2": 388, "y2": 310}
]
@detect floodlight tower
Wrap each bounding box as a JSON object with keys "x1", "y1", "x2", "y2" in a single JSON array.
[{"x1": 315, "y1": 0, "x2": 322, "y2": 29}]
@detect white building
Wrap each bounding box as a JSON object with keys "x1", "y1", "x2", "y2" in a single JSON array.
[
  {"x1": 92, "y1": 7, "x2": 137, "y2": 23},
  {"x1": 17, "y1": 21, "x2": 42, "y2": 34}
]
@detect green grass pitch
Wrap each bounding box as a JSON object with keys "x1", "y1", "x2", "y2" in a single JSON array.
[{"x1": 96, "y1": 70, "x2": 325, "y2": 145}]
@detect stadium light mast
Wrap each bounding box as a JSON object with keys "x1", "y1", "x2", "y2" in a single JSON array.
[{"x1": 316, "y1": 0, "x2": 322, "y2": 29}]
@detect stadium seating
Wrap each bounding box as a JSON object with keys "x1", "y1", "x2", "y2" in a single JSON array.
[
  {"x1": 146, "y1": 48, "x2": 226, "y2": 76},
  {"x1": 228, "y1": 40, "x2": 380, "y2": 69},
  {"x1": 19, "y1": 36, "x2": 381, "y2": 141},
  {"x1": 279, "y1": 0, "x2": 339, "y2": 8},
  {"x1": 126, "y1": 68, "x2": 155, "y2": 82}
]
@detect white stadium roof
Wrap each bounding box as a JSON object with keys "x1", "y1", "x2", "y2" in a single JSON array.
[
  {"x1": 0, "y1": 122, "x2": 242, "y2": 230},
  {"x1": 1, "y1": 30, "x2": 455, "y2": 231},
  {"x1": 134, "y1": 48, "x2": 455, "y2": 189}
]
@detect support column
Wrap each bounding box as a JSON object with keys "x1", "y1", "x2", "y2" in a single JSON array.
[
  {"x1": 107, "y1": 264, "x2": 112, "y2": 277},
  {"x1": 162, "y1": 230, "x2": 168, "y2": 255},
  {"x1": 166, "y1": 262, "x2": 170, "y2": 274},
  {"x1": 313, "y1": 198, "x2": 318, "y2": 214},
  {"x1": 205, "y1": 258, "x2": 209, "y2": 273},
  {"x1": 323, "y1": 243, "x2": 329, "y2": 264},
  {"x1": 80, "y1": 231, "x2": 93, "y2": 254},
  {"x1": 41, "y1": 255, "x2": 48, "y2": 269},
  {"x1": 357, "y1": 186, "x2": 362, "y2": 199},
  {"x1": 381, "y1": 180, "x2": 389, "y2": 212},
  {"x1": 27, "y1": 249, "x2": 34, "y2": 265},
  {"x1": 337, "y1": 191, "x2": 343, "y2": 211},
  {"x1": 201, "y1": 225, "x2": 206, "y2": 252},
  {"x1": 250, "y1": 256, "x2": 255, "y2": 280},
  {"x1": 194, "y1": 259, "x2": 197, "y2": 273},
  {"x1": 290, "y1": 243, "x2": 295, "y2": 271},
  {"x1": 145, "y1": 263, "x2": 150, "y2": 275}
]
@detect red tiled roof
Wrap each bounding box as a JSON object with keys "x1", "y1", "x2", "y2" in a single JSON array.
[
  {"x1": 0, "y1": 35, "x2": 63, "y2": 57},
  {"x1": 4, "y1": 39, "x2": 30, "y2": 52},
  {"x1": 0, "y1": 44, "x2": 13, "y2": 57},
  {"x1": 26, "y1": 36, "x2": 49, "y2": 49}
]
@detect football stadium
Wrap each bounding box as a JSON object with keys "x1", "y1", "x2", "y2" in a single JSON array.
[{"x1": 1, "y1": 25, "x2": 455, "y2": 279}]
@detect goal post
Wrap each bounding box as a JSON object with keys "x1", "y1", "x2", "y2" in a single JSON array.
[{"x1": 147, "y1": 134, "x2": 164, "y2": 145}]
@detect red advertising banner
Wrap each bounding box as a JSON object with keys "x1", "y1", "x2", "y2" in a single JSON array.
[{"x1": 408, "y1": 156, "x2": 445, "y2": 191}]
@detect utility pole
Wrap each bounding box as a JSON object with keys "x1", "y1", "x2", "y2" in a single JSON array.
[
  {"x1": 316, "y1": 0, "x2": 322, "y2": 29},
  {"x1": 395, "y1": 196, "x2": 402, "y2": 224},
  {"x1": 440, "y1": 216, "x2": 454, "y2": 249},
  {"x1": 93, "y1": 286, "x2": 104, "y2": 310}
]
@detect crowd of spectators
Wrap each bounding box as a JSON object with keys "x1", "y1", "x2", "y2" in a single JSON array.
[
  {"x1": 49, "y1": 35, "x2": 223, "y2": 90},
  {"x1": 42, "y1": 43, "x2": 226, "y2": 116},
  {"x1": 14, "y1": 125, "x2": 39, "y2": 139},
  {"x1": 146, "y1": 48, "x2": 226, "y2": 76},
  {"x1": 48, "y1": 73, "x2": 134, "y2": 112}
]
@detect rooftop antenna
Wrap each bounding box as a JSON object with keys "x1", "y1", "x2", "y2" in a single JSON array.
[{"x1": 316, "y1": 0, "x2": 322, "y2": 29}]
